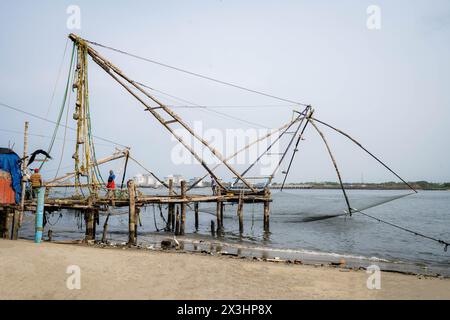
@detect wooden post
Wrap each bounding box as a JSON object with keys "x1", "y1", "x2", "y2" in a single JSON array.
[
  {"x1": 237, "y1": 196, "x2": 244, "y2": 235},
  {"x1": 180, "y1": 180, "x2": 186, "y2": 235},
  {"x1": 263, "y1": 202, "x2": 270, "y2": 232},
  {"x1": 1, "y1": 208, "x2": 12, "y2": 239},
  {"x1": 263, "y1": 188, "x2": 271, "y2": 232},
  {"x1": 220, "y1": 203, "x2": 224, "y2": 228},
  {"x1": 210, "y1": 220, "x2": 215, "y2": 237},
  {"x1": 194, "y1": 202, "x2": 199, "y2": 231},
  {"x1": 11, "y1": 209, "x2": 20, "y2": 240},
  {"x1": 175, "y1": 205, "x2": 180, "y2": 236},
  {"x1": 101, "y1": 212, "x2": 111, "y2": 243},
  {"x1": 167, "y1": 178, "x2": 174, "y2": 231},
  {"x1": 15, "y1": 121, "x2": 29, "y2": 235},
  {"x1": 85, "y1": 209, "x2": 95, "y2": 241},
  {"x1": 216, "y1": 187, "x2": 222, "y2": 233},
  {"x1": 128, "y1": 179, "x2": 137, "y2": 245},
  {"x1": 0, "y1": 210, "x2": 5, "y2": 239}
]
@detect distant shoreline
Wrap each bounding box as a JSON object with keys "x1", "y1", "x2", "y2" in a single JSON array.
[
  {"x1": 269, "y1": 185, "x2": 450, "y2": 191},
  {"x1": 136, "y1": 184, "x2": 450, "y2": 191}
]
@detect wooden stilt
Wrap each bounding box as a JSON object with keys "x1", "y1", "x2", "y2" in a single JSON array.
[
  {"x1": 264, "y1": 201, "x2": 270, "y2": 232},
  {"x1": 127, "y1": 179, "x2": 137, "y2": 245},
  {"x1": 175, "y1": 205, "x2": 180, "y2": 236},
  {"x1": 101, "y1": 211, "x2": 111, "y2": 243},
  {"x1": 0, "y1": 211, "x2": 5, "y2": 239},
  {"x1": 11, "y1": 210, "x2": 20, "y2": 240},
  {"x1": 210, "y1": 220, "x2": 215, "y2": 237},
  {"x1": 194, "y1": 202, "x2": 199, "y2": 231},
  {"x1": 1, "y1": 209, "x2": 12, "y2": 239},
  {"x1": 85, "y1": 209, "x2": 95, "y2": 241},
  {"x1": 263, "y1": 188, "x2": 271, "y2": 232},
  {"x1": 167, "y1": 179, "x2": 173, "y2": 231},
  {"x1": 237, "y1": 196, "x2": 244, "y2": 235},
  {"x1": 220, "y1": 203, "x2": 224, "y2": 228},
  {"x1": 180, "y1": 180, "x2": 186, "y2": 235},
  {"x1": 216, "y1": 187, "x2": 222, "y2": 233}
]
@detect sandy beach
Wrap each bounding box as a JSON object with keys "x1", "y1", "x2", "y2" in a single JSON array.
[{"x1": 0, "y1": 239, "x2": 449, "y2": 300}]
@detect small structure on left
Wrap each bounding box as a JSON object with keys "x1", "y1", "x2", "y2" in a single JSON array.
[{"x1": 0, "y1": 147, "x2": 23, "y2": 240}]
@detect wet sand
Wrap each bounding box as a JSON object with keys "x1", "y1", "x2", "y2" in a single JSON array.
[{"x1": 0, "y1": 239, "x2": 449, "y2": 299}]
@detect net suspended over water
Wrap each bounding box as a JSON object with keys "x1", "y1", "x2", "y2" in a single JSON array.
[
  {"x1": 269, "y1": 190, "x2": 414, "y2": 222},
  {"x1": 195, "y1": 190, "x2": 414, "y2": 223}
]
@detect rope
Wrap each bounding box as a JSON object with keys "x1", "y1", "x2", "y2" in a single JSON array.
[
  {"x1": 40, "y1": 43, "x2": 76, "y2": 170},
  {"x1": 352, "y1": 208, "x2": 450, "y2": 252},
  {"x1": 45, "y1": 38, "x2": 69, "y2": 119},
  {"x1": 310, "y1": 116, "x2": 417, "y2": 193},
  {"x1": 0, "y1": 102, "x2": 129, "y2": 148},
  {"x1": 86, "y1": 39, "x2": 309, "y2": 107},
  {"x1": 135, "y1": 81, "x2": 269, "y2": 129},
  {"x1": 54, "y1": 49, "x2": 76, "y2": 179}
]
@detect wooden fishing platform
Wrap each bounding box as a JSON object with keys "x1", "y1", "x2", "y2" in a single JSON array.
[{"x1": 1, "y1": 179, "x2": 272, "y2": 244}]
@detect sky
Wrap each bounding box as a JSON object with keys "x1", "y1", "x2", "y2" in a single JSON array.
[{"x1": 0, "y1": 0, "x2": 449, "y2": 184}]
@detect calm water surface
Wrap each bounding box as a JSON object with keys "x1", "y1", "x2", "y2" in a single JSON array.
[{"x1": 19, "y1": 188, "x2": 450, "y2": 274}]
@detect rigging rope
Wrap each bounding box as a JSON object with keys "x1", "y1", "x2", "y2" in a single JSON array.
[
  {"x1": 39, "y1": 43, "x2": 76, "y2": 170},
  {"x1": 135, "y1": 81, "x2": 269, "y2": 129},
  {"x1": 310, "y1": 116, "x2": 417, "y2": 193},
  {"x1": 54, "y1": 50, "x2": 76, "y2": 179},
  {"x1": 45, "y1": 38, "x2": 70, "y2": 119},
  {"x1": 352, "y1": 208, "x2": 450, "y2": 252},
  {"x1": 85, "y1": 39, "x2": 309, "y2": 107},
  {"x1": 0, "y1": 101, "x2": 129, "y2": 148}
]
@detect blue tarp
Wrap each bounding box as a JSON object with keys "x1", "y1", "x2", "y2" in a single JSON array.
[{"x1": 0, "y1": 152, "x2": 22, "y2": 203}]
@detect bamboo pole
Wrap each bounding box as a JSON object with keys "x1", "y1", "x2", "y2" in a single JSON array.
[
  {"x1": 186, "y1": 117, "x2": 302, "y2": 191},
  {"x1": 69, "y1": 34, "x2": 256, "y2": 192},
  {"x1": 127, "y1": 179, "x2": 137, "y2": 245},
  {"x1": 309, "y1": 120, "x2": 352, "y2": 215},
  {"x1": 308, "y1": 115, "x2": 417, "y2": 193},
  {"x1": 46, "y1": 149, "x2": 128, "y2": 185},
  {"x1": 180, "y1": 180, "x2": 186, "y2": 235},
  {"x1": 120, "y1": 150, "x2": 130, "y2": 189}
]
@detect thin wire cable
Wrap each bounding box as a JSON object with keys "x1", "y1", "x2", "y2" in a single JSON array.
[
  {"x1": 0, "y1": 101, "x2": 129, "y2": 148},
  {"x1": 0, "y1": 128, "x2": 112, "y2": 147},
  {"x1": 353, "y1": 208, "x2": 449, "y2": 252},
  {"x1": 45, "y1": 38, "x2": 69, "y2": 119},
  {"x1": 135, "y1": 81, "x2": 269, "y2": 129},
  {"x1": 168, "y1": 104, "x2": 296, "y2": 109},
  {"x1": 54, "y1": 54, "x2": 75, "y2": 179},
  {"x1": 86, "y1": 39, "x2": 309, "y2": 107},
  {"x1": 310, "y1": 116, "x2": 417, "y2": 193}
]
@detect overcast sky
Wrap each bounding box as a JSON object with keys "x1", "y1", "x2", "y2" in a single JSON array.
[{"x1": 1, "y1": 0, "x2": 449, "y2": 184}]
